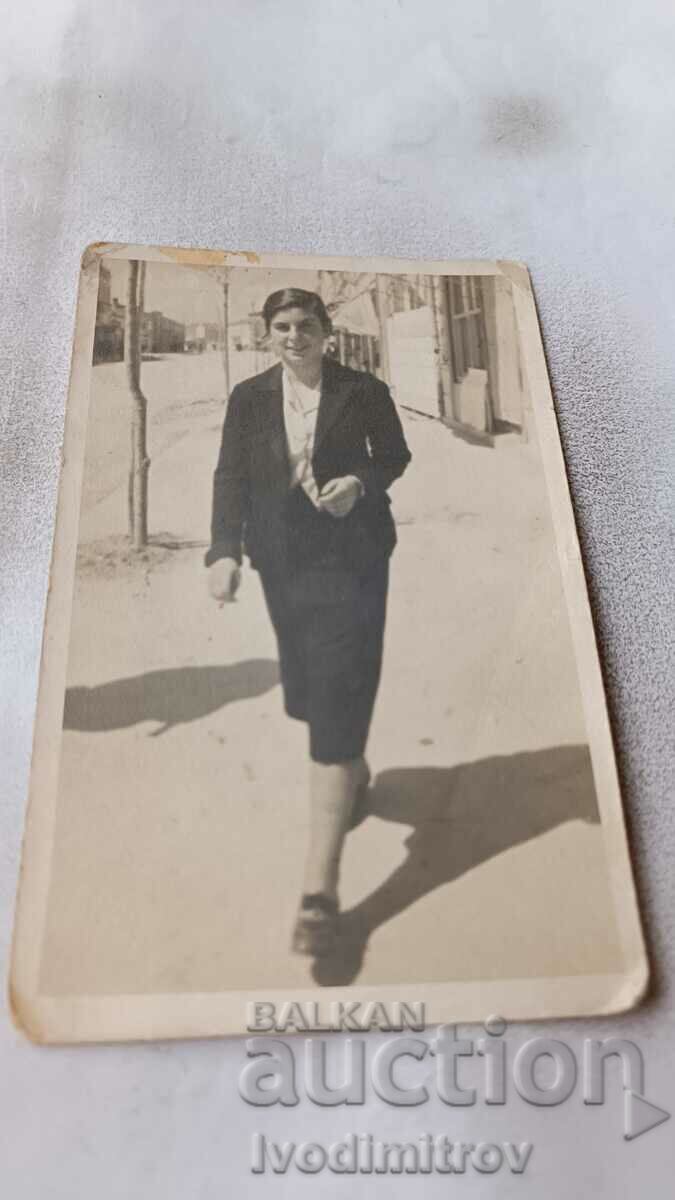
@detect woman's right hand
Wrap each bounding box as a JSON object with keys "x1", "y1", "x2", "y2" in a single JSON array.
[{"x1": 208, "y1": 557, "x2": 241, "y2": 605}]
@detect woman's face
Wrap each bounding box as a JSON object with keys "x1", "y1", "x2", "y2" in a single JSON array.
[{"x1": 268, "y1": 306, "x2": 326, "y2": 372}]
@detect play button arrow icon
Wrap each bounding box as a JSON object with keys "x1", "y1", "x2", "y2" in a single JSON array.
[{"x1": 624, "y1": 1090, "x2": 671, "y2": 1140}]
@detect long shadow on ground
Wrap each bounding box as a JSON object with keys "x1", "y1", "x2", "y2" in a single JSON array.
[
  {"x1": 63, "y1": 660, "x2": 279, "y2": 736},
  {"x1": 312, "y1": 744, "x2": 599, "y2": 987}
]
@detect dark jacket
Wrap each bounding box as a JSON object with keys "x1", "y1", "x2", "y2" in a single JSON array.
[{"x1": 206, "y1": 357, "x2": 412, "y2": 575}]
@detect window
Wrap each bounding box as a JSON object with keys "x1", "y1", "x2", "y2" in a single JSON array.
[{"x1": 448, "y1": 276, "x2": 486, "y2": 382}]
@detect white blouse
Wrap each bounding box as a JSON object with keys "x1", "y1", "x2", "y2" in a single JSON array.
[{"x1": 282, "y1": 369, "x2": 322, "y2": 507}]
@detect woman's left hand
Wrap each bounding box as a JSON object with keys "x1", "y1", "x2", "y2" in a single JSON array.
[{"x1": 316, "y1": 476, "x2": 364, "y2": 519}]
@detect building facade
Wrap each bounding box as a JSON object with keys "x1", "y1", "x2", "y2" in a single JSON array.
[
  {"x1": 93, "y1": 265, "x2": 185, "y2": 362},
  {"x1": 379, "y1": 272, "x2": 528, "y2": 442}
]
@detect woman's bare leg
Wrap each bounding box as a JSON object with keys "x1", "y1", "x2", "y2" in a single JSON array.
[{"x1": 302, "y1": 756, "x2": 369, "y2": 902}]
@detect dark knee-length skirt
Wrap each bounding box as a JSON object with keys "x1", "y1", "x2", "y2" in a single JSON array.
[{"x1": 260, "y1": 556, "x2": 389, "y2": 765}]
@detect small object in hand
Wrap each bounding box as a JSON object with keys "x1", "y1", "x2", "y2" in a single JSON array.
[
  {"x1": 317, "y1": 475, "x2": 363, "y2": 518},
  {"x1": 219, "y1": 568, "x2": 240, "y2": 605}
]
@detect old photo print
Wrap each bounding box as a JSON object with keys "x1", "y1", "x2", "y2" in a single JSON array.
[{"x1": 10, "y1": 246, "x2": 647, "y2": 1041}]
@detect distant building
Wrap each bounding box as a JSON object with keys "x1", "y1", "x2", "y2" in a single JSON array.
[
  {"x1": 98, "y1": 262, "x2": 112, "y2": 309},
  {"x1": 142, "y1": 311, "x2": 185, "y2": 355},
  {"x1": 93, "y1": 265, "x2": 185, "y2": 362},
  {"x1": 230, "y1": 313, "x2": 266, "y2": 351},
  {"x1": 384, "y1": 273, "x2": 527, "y2": 441},
  {"x1": 184, "y1": 322, "x2": 223, "y2": 353},
  {"x1": 330, "y1": 292, "x2": 380, "y2": 374},
  {"x1": 93, "y1": 264, "x2": 124, "y2": 362}
]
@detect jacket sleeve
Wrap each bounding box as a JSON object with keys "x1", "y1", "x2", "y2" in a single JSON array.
[
  {"x1": 354, "y1": 376, "x2": 412, "y2": 496},
  {"x1": 204, "y1": 384, "x2": 250, "y2": 567}
]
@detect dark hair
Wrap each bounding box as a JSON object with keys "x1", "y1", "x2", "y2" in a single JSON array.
[{"x1": 262, "y1": 288, "x2": 332, "y2": 335}]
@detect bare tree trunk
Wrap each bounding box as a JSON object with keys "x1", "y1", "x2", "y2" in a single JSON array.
[
  {"x1": 221, "y1": 273, "x2": 230, "y2": 398},
  {"x1": 431, "y1": 275, "x2": 453, "y2": 419},
  {"x1": 374, "y1": 274, "x2": 391, "y2": 383},
  {"x1": 428, "y1": 276, "x2": 444, "y2": 416},
  {"x1": 137, "y1": 260, "x2": 147, "y2": 344},
  {"x1": 125, "y1": 260, "x2": 150, "y2": 548}
]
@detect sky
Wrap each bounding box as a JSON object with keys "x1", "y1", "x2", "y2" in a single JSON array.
[{"x1": 106, "y1": 261, "x2": 319, "y2": 327}]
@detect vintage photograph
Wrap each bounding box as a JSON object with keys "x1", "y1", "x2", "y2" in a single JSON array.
[{"x1": 10, "y1": 247, "x2": 647, "y2": 1041}]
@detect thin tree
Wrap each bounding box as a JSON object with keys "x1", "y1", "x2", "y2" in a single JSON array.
[
  {"x1": 428, "y1": 274, "x2": 443, "y2": 413},
  {"x1": 210, "y1": 266, "x2": 232, "y2": 397},
  {"x1": 125, "y1": 259, "x2": 150, "y2": 548},
  {"x1": 429, "y1": 275, "x2": 453, "y2": 419},
  {"x1": 137, "y1": 259, "x2": 147, "y2": 341},
  {"x1": 374, "y1": 274, "x2": 392, "y2": 384},
  {"x1": 221, "y1": 269, "x2": 230, "y2": 397}
]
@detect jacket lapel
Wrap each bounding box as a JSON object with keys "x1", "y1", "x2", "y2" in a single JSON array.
[
  {"x1": 256, "y1": 363, "x2": 290, "y2": 478},
  {"x1": 254, "y1": 357, "x2": 356, "y2": 486},
  {"x1": 313, "y1": 357, "x2": 356, "y2": 455}
]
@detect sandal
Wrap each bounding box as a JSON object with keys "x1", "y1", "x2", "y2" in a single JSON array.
[{"x1": 292, "y1": 893, "x2": 339, "y2": 957}]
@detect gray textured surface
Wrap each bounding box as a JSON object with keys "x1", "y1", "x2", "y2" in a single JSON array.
[{"x1": 1, "y1": 2, "x2": 673, "y2": 1195}]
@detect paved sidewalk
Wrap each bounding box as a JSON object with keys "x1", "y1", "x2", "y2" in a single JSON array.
[{"x1": 40, "y1": 367, "x2": 623, "y2": 995}]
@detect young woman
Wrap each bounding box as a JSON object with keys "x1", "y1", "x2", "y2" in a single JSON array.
[{"x1": 206, "y1": 288, "x2": 411, "y2": 956}]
